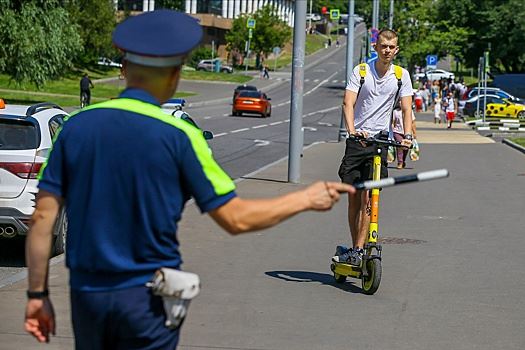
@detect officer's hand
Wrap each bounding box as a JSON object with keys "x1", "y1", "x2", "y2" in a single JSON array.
[
  {"x1": 305, "y1": 181, "x2": 355, "y2": 211},
  {"x1": 25, "y1": 298, "x2": 56, "y2": 343}
]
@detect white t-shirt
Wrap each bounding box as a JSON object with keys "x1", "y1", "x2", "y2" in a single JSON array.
[
  {"x1": 346, "y1": 62, "x2": 413, "y2": 135},
  {"x1": 444, "y1": 96, "x2": 455, "y2": 112},
  {"x1": 392, "y1": 108, "x2": 416, "y2": 134}
]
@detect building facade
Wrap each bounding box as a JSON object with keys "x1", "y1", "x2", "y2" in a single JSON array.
[{"x1": 184, "y1": 0, "x2": 295, "y2": 26}]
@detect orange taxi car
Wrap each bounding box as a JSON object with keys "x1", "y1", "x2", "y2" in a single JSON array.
[{"x1": 232, "y1": 91, "x2": 272, "y2": 118}]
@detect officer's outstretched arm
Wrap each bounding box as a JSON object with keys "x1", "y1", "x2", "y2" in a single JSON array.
[{"x1": 209, "y1": 181, "x2": 354, "y2": 235}]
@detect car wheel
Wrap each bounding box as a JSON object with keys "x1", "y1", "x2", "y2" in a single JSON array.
[
  {"x1": 518, "y1": 111, "x2": 525, "y2": 119},
  {"x1": 267, "y1": 108, "x2": 271, "y2": 117}
]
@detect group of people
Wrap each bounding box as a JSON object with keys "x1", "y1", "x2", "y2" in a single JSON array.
[
  {"x1": 26, "y1": 11, "x2": 416, "y2": 350},
  {"x1": 415, "y1": 77, "x2": 466, "y2": 129}
]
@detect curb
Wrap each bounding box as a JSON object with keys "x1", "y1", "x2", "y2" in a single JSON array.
[{"x1": 502, "y1": 138, "x2": 525, "y2": 154}]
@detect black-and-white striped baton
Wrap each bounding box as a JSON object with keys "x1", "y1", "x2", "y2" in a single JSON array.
[{"x1": 354, "y1": 169, "x2": 449, "y2": 190}]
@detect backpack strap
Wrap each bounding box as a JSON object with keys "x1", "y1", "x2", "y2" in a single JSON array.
[
  {"x1": 389, "y1": 65, "x2": 405, "y2": 136},
  {"x1": 354, "y1": 63, "x2": 367, "y2": 104}
]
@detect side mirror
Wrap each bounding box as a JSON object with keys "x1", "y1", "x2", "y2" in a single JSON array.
[{"x1": 203, "y1": 131, "x2": 213, "y2": 140}]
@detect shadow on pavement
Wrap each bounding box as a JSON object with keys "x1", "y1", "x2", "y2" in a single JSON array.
[
  {"x1": 0, "y1": 238, "x2": 26, "y2": 267},
  {"x1": 265, "y1": 270, "x2": 363, "y2": 294}
]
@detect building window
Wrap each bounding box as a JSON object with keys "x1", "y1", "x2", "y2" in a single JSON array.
[{"x1": 197, "y1": 0, "x2": 222, "y2": 15}]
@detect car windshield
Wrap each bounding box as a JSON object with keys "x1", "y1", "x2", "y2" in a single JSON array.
[
  {"x1": 238, "y1": 91, "x2": 262, "y2": 98},
  {"x1": 237, "y1": 86, "x2": 257, "y2": 92},
  {"x1": 0, "y1": 119, "x2": 38, "y2": 150}
]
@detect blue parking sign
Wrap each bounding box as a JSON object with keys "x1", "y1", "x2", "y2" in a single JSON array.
[{"x1": 426, "y1": 55, "x2": 438, "y2": 68}]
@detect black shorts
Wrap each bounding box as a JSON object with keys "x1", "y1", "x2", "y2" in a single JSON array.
[{"x1": 338, "y1": 138, "x2": 388, "y2": 185}]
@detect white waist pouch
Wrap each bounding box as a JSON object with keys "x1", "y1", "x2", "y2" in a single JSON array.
[{"x1": 146, "y1": 268, "x2": 200, "y2": 329}]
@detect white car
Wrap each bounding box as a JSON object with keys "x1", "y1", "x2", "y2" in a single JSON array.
[
  {"x1": 0, "y1": 101, "x2": 68, "y2": 255},
  {"x1": 97, "y1": 57, "x2": 122, "y2": 68},
  {"x1": 414, "y1": 69, "x2": 454, "y2": 82},
  {"x1": 196, "y1": 59, "x2": 233, "y2": 73},
  {"x1": 161, "y1": 99, "x2": 213, "y2": 140}
]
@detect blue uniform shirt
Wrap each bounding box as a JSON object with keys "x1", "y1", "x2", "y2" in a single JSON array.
[{"x1": 38, "y1": 88, "x2": 236, "y2": 291}]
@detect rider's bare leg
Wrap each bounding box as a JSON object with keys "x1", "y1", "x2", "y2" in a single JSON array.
[{"x1": 348, "y1": 190, "x2": 370, "y2": 248}]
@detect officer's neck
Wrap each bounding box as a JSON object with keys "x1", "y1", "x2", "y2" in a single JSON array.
[{"x1": 374, "y1": 60, "x2": 391, "y2": 78}]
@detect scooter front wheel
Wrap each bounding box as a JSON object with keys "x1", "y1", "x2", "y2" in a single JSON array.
[{"x1": 361, "y1": 258, "x2": 381, "y2": 295}]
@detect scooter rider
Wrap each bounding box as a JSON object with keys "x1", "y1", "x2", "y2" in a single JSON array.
[{"x1": 334, "y1": 29, "x2": 413, "y2": 266}]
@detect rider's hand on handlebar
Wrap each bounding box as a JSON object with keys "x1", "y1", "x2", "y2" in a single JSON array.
[{"x1": 351, "y1": 131, "x2": 369, "y2": 139}]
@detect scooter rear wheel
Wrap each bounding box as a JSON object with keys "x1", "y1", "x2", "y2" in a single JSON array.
[
  {"x1": 361, "y1": 258, "x2": 381, "y2": 295},
  {"x1": 330, "y1": 263, "x2": 346, "y2": 283}
]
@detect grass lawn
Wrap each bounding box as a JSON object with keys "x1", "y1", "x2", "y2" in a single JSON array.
[
  {"x1": 0, "y1": 67, "x2": 199, "y2": 107},
  {"x1": 181, "y1": 70, "x2": 251, "y2": 83},
  {"x1": 509, "y1": 138, "x2": 525, "y2": 147}
]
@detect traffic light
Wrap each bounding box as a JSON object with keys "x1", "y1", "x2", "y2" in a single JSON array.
[{"x1": 321, "y1": 6, "x2": 327, "y2": 14}]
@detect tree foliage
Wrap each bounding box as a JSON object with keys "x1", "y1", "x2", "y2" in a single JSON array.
[
  {"x1": 63, "y1": 0, "x2": 118, "y2": 65},
  {"x1": 0, "y1": 0, "x2": 82, "y2": 87},
  {"x1": 226, "y1": 5, "x2": 291, "y2": 59}
]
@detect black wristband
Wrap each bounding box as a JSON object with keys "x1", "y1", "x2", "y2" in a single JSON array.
[
  {"x1": 404, "y1": 133, "x2": 413, "y2": 140},
  {"x1": 27, "y1": 289, "x2": 49, "y2": 299}
]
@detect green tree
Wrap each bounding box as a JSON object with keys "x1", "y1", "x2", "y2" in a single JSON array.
[
  {"x1": 226, "y1": 5, "x2": 291, "y2": 65},
  {"x1": 64, "y1": 0, "x2": 117, "y2": 65},
  {"x1": 0, "y1": 0, "x2": 82, "y2": 87}
]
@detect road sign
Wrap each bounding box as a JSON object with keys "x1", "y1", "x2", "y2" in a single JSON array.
[
  {"x1": 247, "y1": 18, "x2": 256, "y2": 29},
  {"x1": 370, "y1": 28, "x2": 379, "y2": 44},
  {"x1": 426, "y1": 54, "x2": 438, "y2": 69},
  {"x1": 330, "y1": 9, "x2": 340, "y2": 20},
  {"x1": 366, "y1": 51, "x2": 378, "y2": 64},
  {"x1": 248, "y1": 28, "x2": 253, "y2": 39},
  {"x1": 272, "y1": 47, "x2": 281, "y2": 56}
]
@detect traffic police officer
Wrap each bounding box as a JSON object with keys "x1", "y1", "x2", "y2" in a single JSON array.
[{"x1": 24, "y1": 10, "x2": 354, "y2": 349}]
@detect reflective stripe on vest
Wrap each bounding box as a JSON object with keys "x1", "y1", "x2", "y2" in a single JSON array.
[{"x1": 40, "y1": 98, "x2": 236, "y2": 196}]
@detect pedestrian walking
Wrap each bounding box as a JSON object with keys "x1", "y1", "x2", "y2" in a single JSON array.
[
  {"x1": 333, "y1": 28, "x2": 413, "y2": 266},
  {"x1": 443, "y1": 91, "x2": 457, "y2": 128},
  {"x1": 434, "y1": 93, "x2": 442, "y2": 124},
  {"x1": 263, "y1": 65, "x2": 270, "y2": 79},
  {"x1": 24, "y1": 10, "x2": 354, "y2": 349}
]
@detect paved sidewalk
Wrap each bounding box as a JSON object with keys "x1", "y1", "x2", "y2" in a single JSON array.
[{"x1": 2, "y1": 112, "x2": 522, "y2": 349}]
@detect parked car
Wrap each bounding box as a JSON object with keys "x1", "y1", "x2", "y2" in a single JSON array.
[
  {"x1": 232, "y1": 91, "x2": 272, "y2": 117},
  {"x1": 414, "y1": 69, "x2": 454, "y2": 82},
  {"x1": 97, "y1": 56, "x2": 122, "y2": 68},
  {"x1": 161, "y1": 99, "x2": 213, "y2": 140},
  {"x1": 196, "y1": 59, "x2": 233, "y2": 73},
  {"x1": 464, "y1": 87, "x2": 521, "y2": 103},
  {"x1": 0, "y1": 100, "x2": 68, "y2": 255},
  {"x1": 485, "y1": 99, "x2": 525, "y2": 119},
  {"x1": 233, "y1": 84, "x2": 258, "y2": 102},
  {"x1": 306, "y1": 13, "x2": 322, "y2": 21},
  {"x1": 460, "y1": 94, "x2": 502, "y2": 117}
]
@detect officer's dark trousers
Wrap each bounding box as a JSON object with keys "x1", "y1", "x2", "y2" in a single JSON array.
[{"x1": 71, "y1": 285, "x2": 180, "y2": 350}]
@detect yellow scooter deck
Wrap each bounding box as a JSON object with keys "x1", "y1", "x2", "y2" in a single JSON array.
[{"x1": 332, "y1": 261, "x2": 361, "y2": 279}]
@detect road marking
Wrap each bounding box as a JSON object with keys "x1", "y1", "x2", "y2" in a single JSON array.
[
  {"x1": 204, "y1": 116, "x2": 212, "y2": 119},
  {"x1": 314, "y1": 79, "x2": 320, "y2": 82},
  {"x1": 252, "y1": 124, "x2": 267, "y2": 129},
  {"x1": 332, "y1": 80, "x2": 338, "y2": 83},
  {"x1": 254, "y1": 139, "x2": 270, "y2": 146},
  {"x1": 318, "y1": 122, "x2": 334, "y2": 126},
  {"x1": 269, "y1": 121, "x2": 283, "y2": 126},
  {"x1": 214, "y1": 132, "x2": 228, "y2": 137},
  {"x1": 303, "y1": 126, "x2": 317, "y2": 131},
  {"x1": 304, "y1": 71, "x2": 339, "y2": 97},
  {"x1": 222, "y1": 113, "x2": 230, "y2": 116},
  {"x1": 231, "y1": 128, "x2": 249, "y2": 133}
]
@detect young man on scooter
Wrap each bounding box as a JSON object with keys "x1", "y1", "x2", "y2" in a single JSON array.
[{"x1": 333, "y1": 29, "x2": 413, "y2": 266}]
